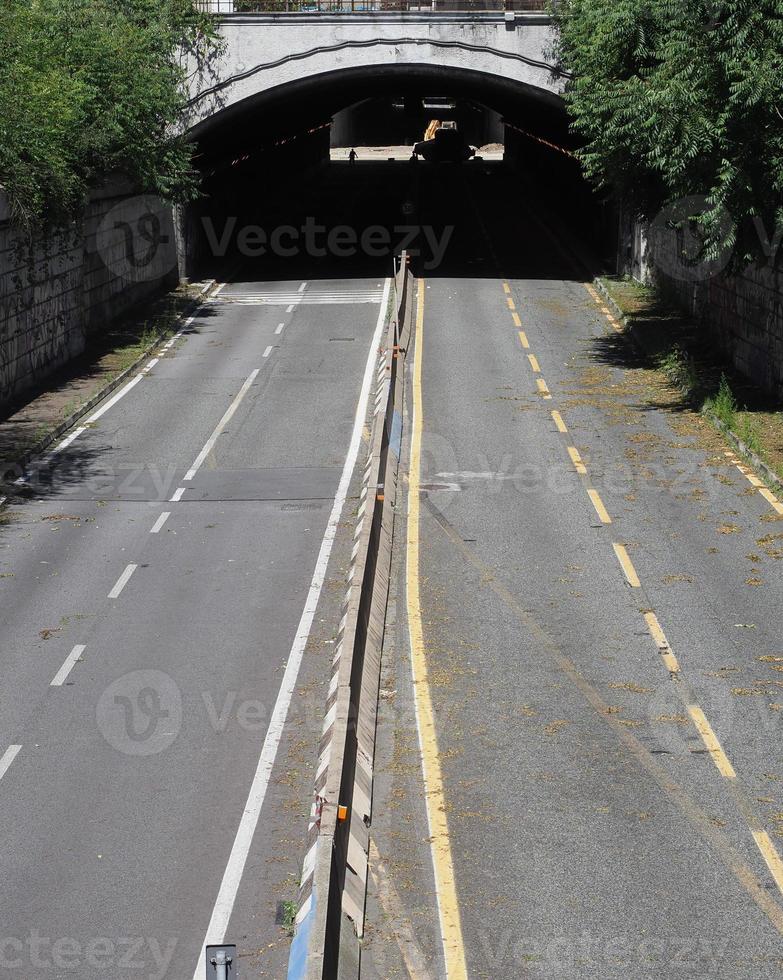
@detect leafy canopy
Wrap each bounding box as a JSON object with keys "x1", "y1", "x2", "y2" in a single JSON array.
[
  {"x1": 552, "y1": 0, "x2": 783, "y2": 260},
  {"x1": 0, "y1": 0, "x2": 218, "y2": 229}
]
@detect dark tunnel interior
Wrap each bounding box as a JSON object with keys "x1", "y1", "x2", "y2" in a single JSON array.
[{"x1": 182, "y1": 65, "x2": 617, "y2": 284}]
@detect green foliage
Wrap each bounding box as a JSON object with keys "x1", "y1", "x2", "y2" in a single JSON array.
[
  {"x1": 705, "y1": 373, "x2": 738, "y2": 426},
  {"x1": 552, "y1": 0, "x2": 783, "y2": 261},
  {"x1": 0, "y1": 0, "x2": 219, "y2": 229}
]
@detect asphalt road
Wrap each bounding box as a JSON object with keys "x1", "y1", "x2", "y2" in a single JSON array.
[
  {"x1": 0, "y1": 268, "x2": 390, "y2": 979},
  {"x1": 364, "y1": 163, "x2": 783, "y2": 979}
]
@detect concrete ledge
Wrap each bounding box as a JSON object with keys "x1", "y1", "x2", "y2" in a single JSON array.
[{"x1": 214, "y1": 10, "x2": 552, "y2": 24}]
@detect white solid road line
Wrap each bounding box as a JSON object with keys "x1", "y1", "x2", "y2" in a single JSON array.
[
  {"x1": 170, "y1": 487, "x2": 186, "y2": 502},
  {"x1": 183, "y1": 369, "x2": 260, "y2": 481},
  {"x1": 263, "y1": 345, "x2": 273, "y2": 358},
  {"x1": 0, "y1": 745, "x2": 21, "y2": 782},
  {"x1": 189, "y1": 275, "x2": 392, "y2": 980},
  {"x1": 50, "y1": 645, "x2": 86, "y2": 686},
  {"x1": 150, "y1": 512, "x2": 171, "y2": 534},
  {"x1": 108, "y1": 563, "x2": 138, "y2": 599},
  {"x1": 87, "y1": 375, "x2": 143, "y2": 423}
]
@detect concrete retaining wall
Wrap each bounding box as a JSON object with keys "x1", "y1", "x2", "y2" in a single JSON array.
[
  {"x1": 0, "y1": 181, "x2": 177, "y2": 409},
  {"x1": 620, "y1": 213, "x2": 783, "y2": 402}
]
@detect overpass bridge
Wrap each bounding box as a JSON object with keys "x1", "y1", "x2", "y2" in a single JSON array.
[{"x1": 183, "y1": 1, "x2": 564, "y2": 145}]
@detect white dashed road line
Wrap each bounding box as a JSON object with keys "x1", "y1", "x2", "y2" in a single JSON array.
[
  {"x1": 50, "y1": 645, "x2": 86, "y2": 686},
  {"x1": 108, "y1": 564, "x2": 138, "y2": 599},
  {"x1": 150, "y1": 512, "x2": 171, "y2": 534},
  {"x1": 0, "y1": 745, "x2": 22, "y2": 782}
]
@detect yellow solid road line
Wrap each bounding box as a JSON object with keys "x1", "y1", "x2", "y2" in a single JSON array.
[
  {"x1": 407, "y1": 280, "x2": 469, "y2": 980},
  {"x1": 584, "y1": 283, "x2": 599, "y2": 301},
  {"x1": 643, "y1": 611, "x2": 680, "y2": 673},
  {"x1": 587, "y1": 489, "x2": 612, "y2": 524},
  {"x1": 512, "y1": 312, "x2": 522, "y2": 328},
  {"x1": 753, "y1": 831, "x2": 783, "y2": 898},
  {"x1": 517, "y1": 329, "x2": 529, "y2": 347},
  {"x1": 551, "y1": 410, "x2": 567, "y2": 433},
  {"x1": 567, "y1": 446, "x2": 587, "y2": 475},
  {"x1": 687, "y1": 705, "x2": 737, "y2": 779},
  {"x1": 537, "y1": 378, "x2": 552, "y2": 399},
  {"x1": 507, "y1": 297, "x2": 516, "y2": 311},
  {"x1": 612, "y1": 543, "x2": 641, "y2": 588},
  {"x1": 527, "y1": 354, "x2": 541, "y2": 373}
]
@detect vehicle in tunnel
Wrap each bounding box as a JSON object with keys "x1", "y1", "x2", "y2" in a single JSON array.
[{"x1": 412, "y1": 121, "x2": 475, "y2": 163}]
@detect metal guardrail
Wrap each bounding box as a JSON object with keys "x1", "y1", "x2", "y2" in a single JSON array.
[
  {"x1": 198, "y1": 0, "x2": 546, "y2": 13},
  {"x1": 286, "y1": 254, "x2": 412, "y2": 980}
]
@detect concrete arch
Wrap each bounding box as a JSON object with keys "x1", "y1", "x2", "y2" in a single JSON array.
[{"x1": 183, "y1": 13, "x2": 563, "y2": 139}]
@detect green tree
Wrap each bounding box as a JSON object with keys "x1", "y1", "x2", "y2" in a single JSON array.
[
  {"x1": 0, "y1": 0, "x2": 220, "y2": 229},
  {"x1": 552, "y1": 0, "x2": 783, "y2": 261}
]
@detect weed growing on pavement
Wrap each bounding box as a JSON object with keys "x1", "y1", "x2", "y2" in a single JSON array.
[
  {"x1": 657, "y1": 345, "x2": 699, "y2": 399},
  {"x1": 280, "y1": 900, "x2": 298, "y2": 936},
  {"x1": 705, "y1": 374, "x2": 738, "y2": 428}
]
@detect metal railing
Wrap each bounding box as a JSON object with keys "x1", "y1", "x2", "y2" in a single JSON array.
[{"x1": 197, "y1": 0, "x2": 547, "y2": 13}]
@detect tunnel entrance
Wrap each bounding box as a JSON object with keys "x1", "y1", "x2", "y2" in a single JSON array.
[{"x1": 182, "y1": 65, "x2": 614, "y2": 284}]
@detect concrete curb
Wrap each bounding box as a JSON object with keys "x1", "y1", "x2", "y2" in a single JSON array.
[
  {"x1": 0, "y1": 278, "x2": 217, "y2": 504},
  {"x1": 594, "y1": 275, "x2": 783, "y2": 496},
  {"x1": 287, "y1": 256, "x2": 412, "y2": 980}
]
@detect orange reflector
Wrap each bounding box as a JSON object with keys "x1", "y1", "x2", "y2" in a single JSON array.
[{"x1": 337, "y1": 805, "x2": 348, "y2": 822}]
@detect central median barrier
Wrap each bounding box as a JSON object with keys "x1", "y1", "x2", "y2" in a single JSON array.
[{"x1": 287, "y1": 253, "x2": 413, "y2": 980}]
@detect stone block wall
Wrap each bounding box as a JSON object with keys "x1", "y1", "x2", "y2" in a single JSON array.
[
  {"x1": 0, "y1": 180, "x2": 177, "y2": 410},
  {"x1": 620, "y1": 212, "x2": 783, "y2": 402}
]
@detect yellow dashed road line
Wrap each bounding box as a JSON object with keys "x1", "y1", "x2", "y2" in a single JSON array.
[
  {"x1": 512, "y1": 312, "x2": 522, "y2": 328},
  {"x1": 503, "y1": 282, "x2": 511, "y2": 294},
  {"x1": 643, "y1": 612, "x2": 680, "y2": 674},
  {"x1": 567, "y1": 445, "x2": 587, "y2": 475},
  {"x1": 514, "y1": 281, "x2": 783, "y2": 901},
  {"x1": 760, "y1": 488, "x2": 783, "y2": 515},
  {"x1": 612, "y1": 543, "x2": 641, "y2": 588},
  {"x1": 587, "y1": 488, "x2": 612, "y2": 524},
  {"x1": 753, "y1": 832, "x2": 783, "y2": 897},
  {"x1": 507, "y1": 297, "x2": 516, "y2": 311},
  {"x1": 686, "y1": 705, "x2": 737, "y2": 780}
]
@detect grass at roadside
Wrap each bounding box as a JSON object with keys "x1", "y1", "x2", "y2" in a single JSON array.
[{"x1": 599, "y1": 276, "x2": 783, "y2": 486}]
